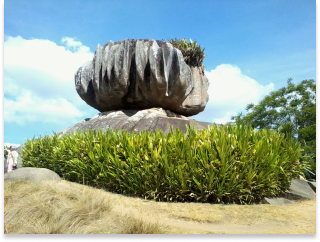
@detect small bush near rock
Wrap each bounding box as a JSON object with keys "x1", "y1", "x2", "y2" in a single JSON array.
[{"x1": 21, "y1": 124, "x2": 307, "y2": 204}]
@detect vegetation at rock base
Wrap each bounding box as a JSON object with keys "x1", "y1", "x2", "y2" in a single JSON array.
[
  {"x1": 231, "y1": 79, "x2": 316, "y2": 179},
  {"x1": 21, "y1": 124, "x2": 306, "y2": 204},
  {"x1": 168, "y1": 38, "x2": 205, "y2": 71}
]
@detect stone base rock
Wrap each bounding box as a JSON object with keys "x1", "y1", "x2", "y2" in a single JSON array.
[
  {"x1": 262, "y1": 178, "x2": 316, "y2": 205},
  {"x1": 285, "y1": 178, "x2": 316, "y2": 200},
  {"x1": 4, "y1": 167, "x2": 61, "y2": 183},
  {"x1": 307, "y1": 181, "x2": 316, "y2": 192},
  {"x1": 56, "y1": 108, "x2": 213, "y2": 136}
]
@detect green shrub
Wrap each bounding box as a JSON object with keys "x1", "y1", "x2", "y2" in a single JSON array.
[
  {"x1": 168, "y1": 38, "x2": 205, "y2": 72},
  {"x1": 4, "y1": 147, "x2": 8, "y2": 159},
  {"x1": 21, "y1": 124, "x2": 306, "y2": 204}
]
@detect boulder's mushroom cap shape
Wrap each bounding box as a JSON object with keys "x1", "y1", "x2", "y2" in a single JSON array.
[{"x1": 75, "y1": 39, "x2": 209, "y2": 116}]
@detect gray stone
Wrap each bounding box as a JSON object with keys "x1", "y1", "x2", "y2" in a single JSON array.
[
  {"x1": 307, "y1": 181, "x2": 316, "y2": 192},
  {"x1": 261, "y1": 197, "x2": 293, "y2": 205},
  {"x1": 4, "y1": 167, "x2": 61, "y2": 183},
  {"x1": 262, "y1": 178, "x2": 316, "y2": 205},
  {"x1": 285, "y1": 178, "x2": 316, "y2": 200},
  {"x1": 55, "y1": 108, "x2": 213, "y2": 136},
  {"x1": 75, "y1": 39, "x2": 209, "y2": 116}
]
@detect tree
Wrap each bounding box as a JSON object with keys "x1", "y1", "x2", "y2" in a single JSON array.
[{"x1": 232, "y1": 79, "x2": 316, "y2": 178}]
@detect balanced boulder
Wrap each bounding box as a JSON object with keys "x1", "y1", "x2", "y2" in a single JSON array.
[{"x1": 75, "y1": 39, "x2": 209, "y2": 116}]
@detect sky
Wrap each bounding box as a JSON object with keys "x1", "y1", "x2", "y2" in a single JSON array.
[{"x1": 2, "y1": 0, "x2": 316, "y2": 146}]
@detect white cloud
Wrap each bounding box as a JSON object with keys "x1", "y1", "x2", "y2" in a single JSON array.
[
  {"x1": 61, "y1": 37, "x2": 90, "y2": 53},
  {"x1": 4, "y1": 36, "x2": 95, "y2": 125},
  {"x1": 4, "y1": 143, "x2": 21, "y2": 149},
  {"x1": 4, "y1": 36, "x2": 93, "y2": 83},
  {"x1": 192, "y1": 64, "x2": 274, "y2": 124},
  {"x1": 4, "y1": 92, "x2": 83, "y2": 125}
]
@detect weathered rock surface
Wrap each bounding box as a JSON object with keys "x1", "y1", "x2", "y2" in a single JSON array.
[
  {"x1": 262, "y1": 178, "x2": 316, "y2": 205},
  {"x1": 307, "y1": 181, "x2": 316, "y2": 192},
  {"x1": 285, "y1": 178, "x2": 316, "y2": 200},
  {"x1": 4, "y1": 167, "x2": 61, "y2": 183},
  {"x1": 75, "y1": 39, "x2": 209, "y2": 116},
  {"x1": 56, "y1": 108, "x2": 213, "y2": 136}
]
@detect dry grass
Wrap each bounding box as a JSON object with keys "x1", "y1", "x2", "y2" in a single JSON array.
[
  {"x1": 4, "y1": 180, "x2": 163, "y2": 234},
  {"x1": 4, "y1": 179, "x2": 316, "y2": 234}
]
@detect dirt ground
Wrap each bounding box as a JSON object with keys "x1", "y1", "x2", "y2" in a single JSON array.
[{"x1": 60, "y1": 180, "x2": 316, "y2": 234}]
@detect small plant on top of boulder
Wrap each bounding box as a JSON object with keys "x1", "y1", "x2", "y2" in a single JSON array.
[{"x1": 168, "y1": 38, "x2": 205, "y2": 73}]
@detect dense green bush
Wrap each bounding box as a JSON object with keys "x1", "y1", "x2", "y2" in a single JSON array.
[{"x1": 21, "y1": 124, "x2": 306, "y2": 204}]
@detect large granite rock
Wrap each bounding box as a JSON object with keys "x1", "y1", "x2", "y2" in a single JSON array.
[
  {"x1": 307, "y1": 181, "x2": 316, "y2": 192},
  {"x1": 285, "y1": 178, "x2": 316, "y2": 200},
  {"x1": 4, "y1": 167, "x2": 61, "y2": 183},
  {"x1": 75, "y1": 39, "x2": 209, "y2": 116},
  {"x1": 262, "y1": 178, "x2": 316, "y2": 205},
  {"x1": 56, "y1": 108, "x2": 212, "y2": 136}
]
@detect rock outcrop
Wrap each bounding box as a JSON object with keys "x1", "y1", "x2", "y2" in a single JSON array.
[
  {"x1": 4, "y1": 167, "x2": 61, "y2": 183},
  {"x1": 284, "y1": 178, "x2": 316, "y2": 200},
  {"x1": 262, "y1": 178, "x2": 316, "y2": 205},
  {"x1": 56, "y1": 108, "x2": 212, "y2": 136},
  {"x1": 307, "y1": 181, "x2": 316, "y2": 192},
  {"x1": 75, "y1": 39, "x2": 209, "y2": 116}
]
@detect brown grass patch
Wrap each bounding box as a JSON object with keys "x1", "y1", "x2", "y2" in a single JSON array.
[
  {"x1": 4, "y1": 180, "x2": 163, "y2": 234},
  {"x1": 4, "y1": 179, "x2": 316, "y2": 234}
]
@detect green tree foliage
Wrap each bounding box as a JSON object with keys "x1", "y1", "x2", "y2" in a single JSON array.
[
  {"x1": 4, "y1": 146, "x2": 9, "y2": 159},
  {"x1": 232, "y1": 79, "x2": 316, "y2": 178}
]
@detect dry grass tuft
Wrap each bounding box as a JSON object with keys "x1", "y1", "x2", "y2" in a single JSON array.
[
  {"x1": 118, "y1": 216, "x2": 163, "y2": 234},
  {"x1": 4, "y1": 180, "x2": 164, "y2": 234}
]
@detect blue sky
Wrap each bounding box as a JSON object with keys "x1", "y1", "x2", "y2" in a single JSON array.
[{"x1": 2, "y1": 0, "x2": 316, "y2": 145}]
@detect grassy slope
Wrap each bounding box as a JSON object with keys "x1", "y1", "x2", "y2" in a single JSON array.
[{"x1": 4, "y1": 179, "x2": 316, "y2": 234}]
